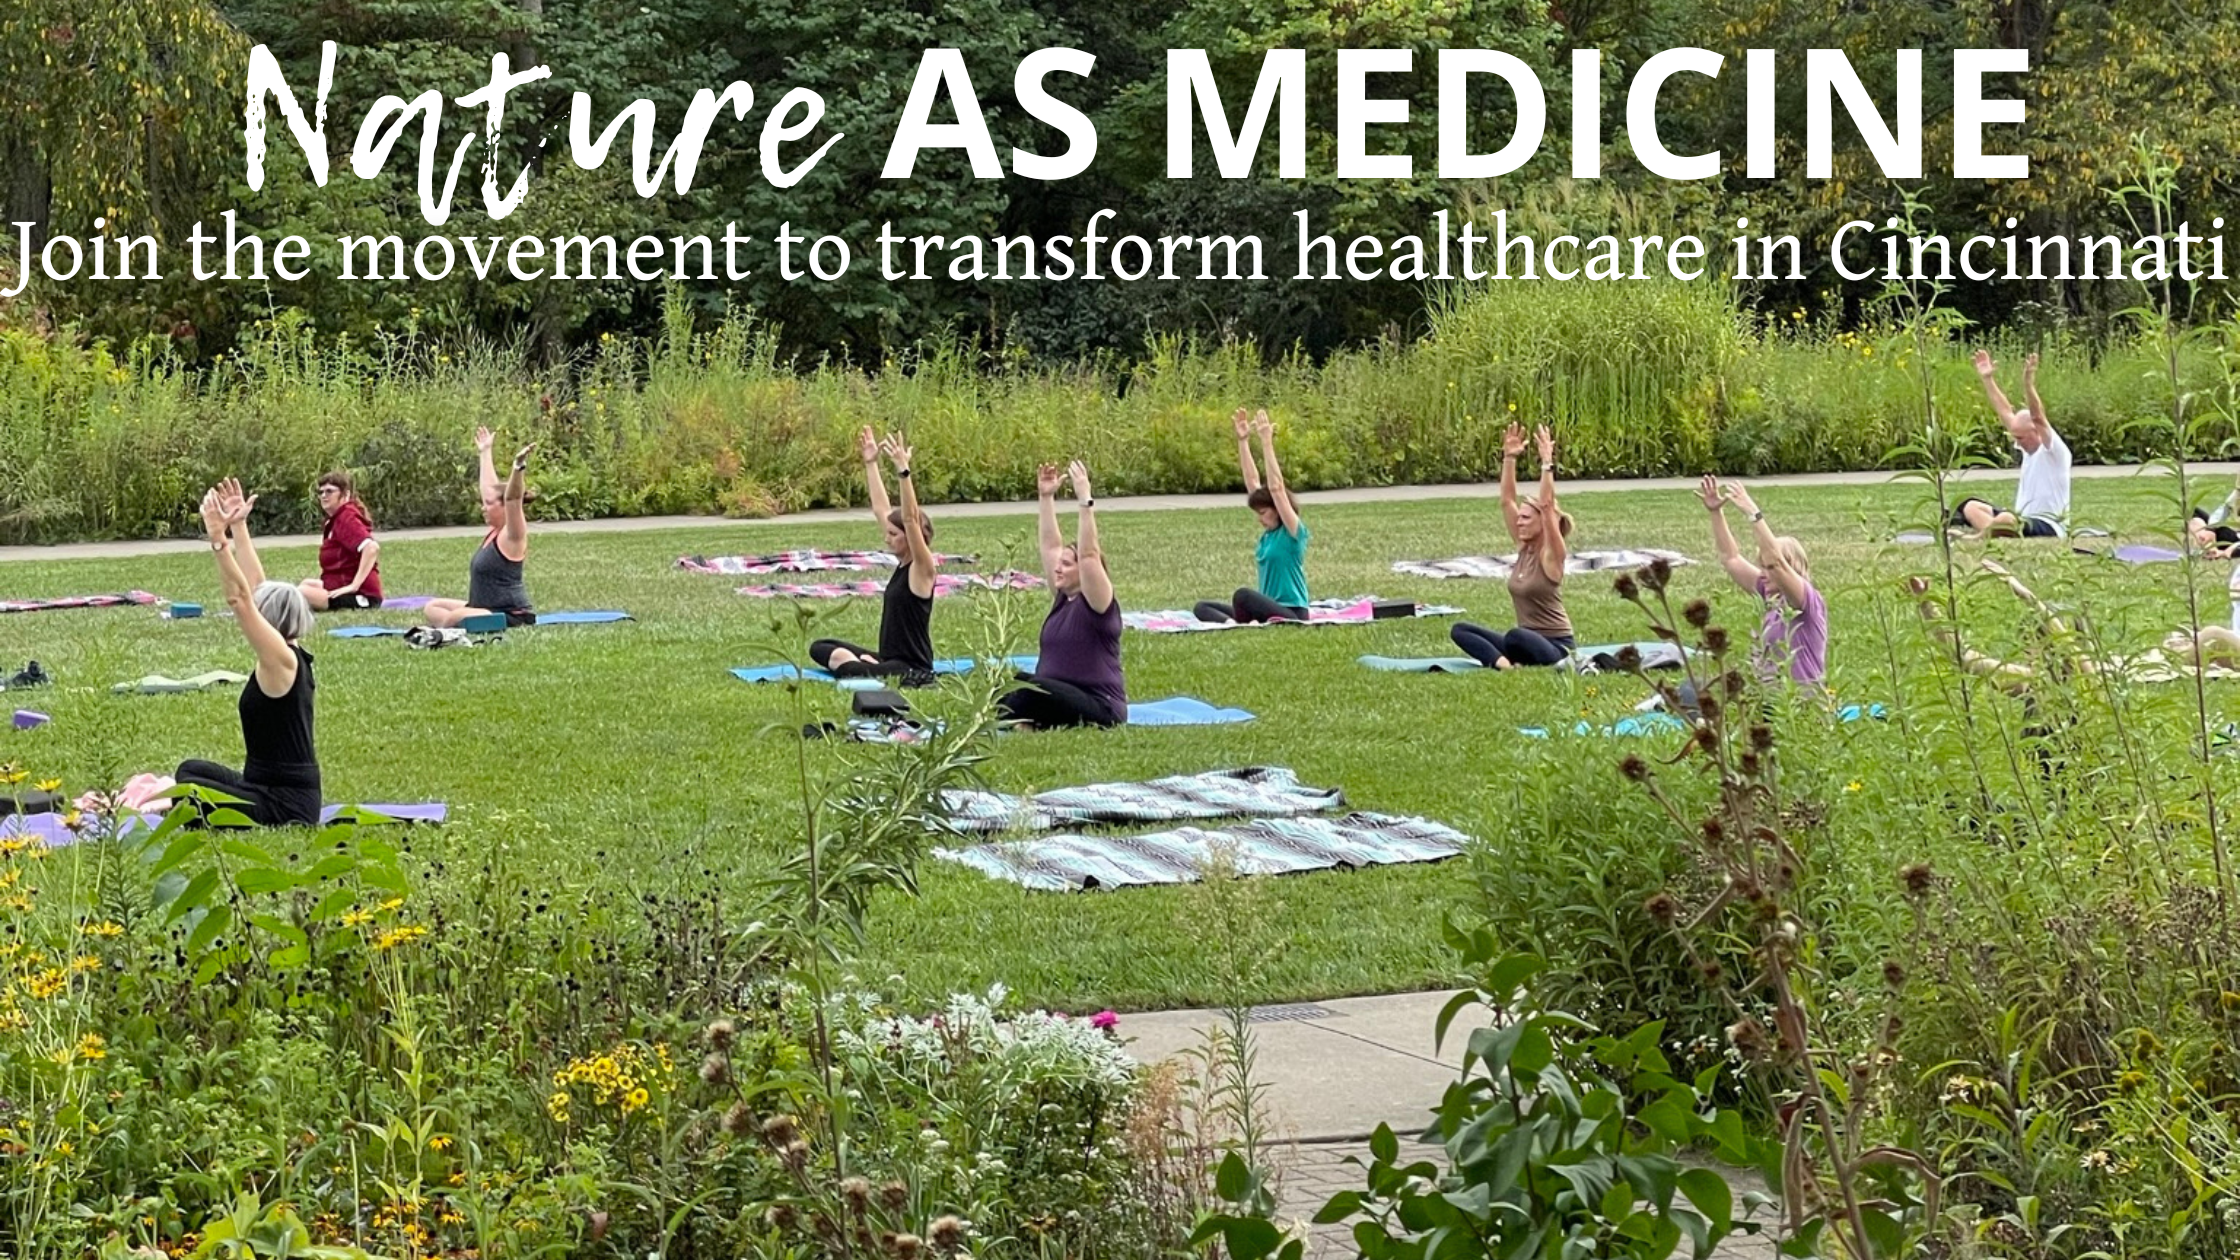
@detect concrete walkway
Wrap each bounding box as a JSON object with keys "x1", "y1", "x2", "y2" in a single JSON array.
[
  {"x1": 2, "y1": 461, "x2": 2221, "y2": 565},
  {"x1": 1120, "y1": 991, "x2": 1776, "y2": 1258}
]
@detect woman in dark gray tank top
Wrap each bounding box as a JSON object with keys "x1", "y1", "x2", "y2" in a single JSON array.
[
  {"x1": 808, "y1": 428, "x2": 942, "y2": 684},
  {"x1": 425, "y1": 427, "x2": 538, "y2": 628}
]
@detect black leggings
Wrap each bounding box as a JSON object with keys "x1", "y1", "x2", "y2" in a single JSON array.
[
  {"x1": 809, "y1": 638, "x2": 933, "y2": 685},
  {"x1": 1194, "y1": 589, "x2": 1307, "y2": 624},
  {"x1": 997, "y1": 674, "x2": 1122, "y2": 729},
  {"x1": 1451, "y1": 622, "x2": 1573, "y2": 668},
  {"x1": 173, "y1": 760, "x2": 323, "y2": 828}
]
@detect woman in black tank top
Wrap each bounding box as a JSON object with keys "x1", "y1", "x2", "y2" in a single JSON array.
[
  {"x1": 809, "y1": 429, "x2": 942, "y2": 686},
  {"x1": 173, "y1": 478, "x2": 325, "y2": 828},
  {"x1": 425, "y1": 427, "x2": 538, "y2": 628}
]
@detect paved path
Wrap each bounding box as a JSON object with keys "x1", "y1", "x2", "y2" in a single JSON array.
[
  {"x1": 2, "y1": 461, "x2": 2223, "y2": 565},
  {"x1": 1120, "y1": 991, "x2": 1777, "y2": 1258}
]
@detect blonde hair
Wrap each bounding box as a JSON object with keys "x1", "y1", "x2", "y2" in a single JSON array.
[{"x1": 1776, "y1": 535, "x2": 1811, "y2": 579}]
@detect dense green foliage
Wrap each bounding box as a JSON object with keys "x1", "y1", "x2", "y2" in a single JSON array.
[{"x1": 6, "y1": 0, "x2": 2240, "y2": 362}]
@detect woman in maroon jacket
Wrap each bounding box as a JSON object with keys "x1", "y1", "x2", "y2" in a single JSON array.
[{"x1": 298, "y1": 470, "x2": 384, "y2": 611}]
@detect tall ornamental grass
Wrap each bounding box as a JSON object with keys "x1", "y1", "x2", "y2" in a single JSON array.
[{"x1": 0, "y1": 286, "x2": 2215, "y2": 543}]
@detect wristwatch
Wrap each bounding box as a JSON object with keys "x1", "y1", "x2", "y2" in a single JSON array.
[{"x1": 1749, "y1": 510, "x2": 1765, "y2": 523}]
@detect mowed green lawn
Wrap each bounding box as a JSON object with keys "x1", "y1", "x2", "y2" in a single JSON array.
[{"x1": 2, "y1": 474, "x2": 2230, "y2": 1010}]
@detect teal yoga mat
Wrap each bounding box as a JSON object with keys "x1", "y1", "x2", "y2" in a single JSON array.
[{"x1": 1358, "y1": 655, "x2": 1485, "y2": 673}]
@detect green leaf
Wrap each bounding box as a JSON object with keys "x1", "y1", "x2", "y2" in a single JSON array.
[
  {"x1": 235, "y1": 867, "x2": 296, "y2": 896},
  {"x1": 1370, "y1": 1123, "x2": 1400, "y2": 1165},
  {"x1": 1312, "y1": 1190, "x2": 1364, "y2": 1225},
  {"x1": 1638, "y1": 1092, "x2": 1693, "y2": 1145},
  {"x1": 166, "y1": 870, "x2": 221, "y2": 923},
  {"x1": 187, "y1": 903, "x2": 233, "y2": 956},
  {"x1": 1215, "y1": 1151, "x2": 1254, "y2": 1202},
  {"x1": 1677, "y1": 1168, "x2": 1731, "y2": 1227}
]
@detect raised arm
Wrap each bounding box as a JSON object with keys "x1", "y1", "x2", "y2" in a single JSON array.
[
  {"x1": 1253, "y1": 410, "x2": 1302, "y2": 535},
  {"x1": 474, "y1": 426, "x2": 502, "y2": 519},
  {"x1": 881, "y1": 433, "x2": 937, "y2": 597},
  {"x1": 1035, "y1": 462, "x2": 1065, "y2": 585},
  {"x1": 2020, "y1": 352, "x2": 2052, "y2": 447},
  {"x1": 1498, "y1": 422, "x2": 1526, "y2": 541},
  {"x1": 216, "y1": 477, "x2": 268, "y2": 587},
  {"x1": 1700, "y1": 475, "x2": 1762, "y2": 591},
  {"x1": 1534, "y1": 426, "x2": 1567, "y2": 574},
  {"x1": 497, "y1": 444, "x2": 533, "y2": 559},
  {"x1": 858, "y1": 425, "x2": 894, "y2": 534},
  {"x1": 1725, "y1": 482, "x2": 1809, "y2": 608},
  {"x1": 1233, "y1": 408, "x2": 1262, "y2": 498},
  {"x1": 1069, "y1": 460, "x2": 1114, "y2": 614},
  {"x1": 1972, "y1": 350, "x2": 2024, "y2": 437},
  {"x1": 203, "y1": 486, "x2": 296, "y2": 695}
]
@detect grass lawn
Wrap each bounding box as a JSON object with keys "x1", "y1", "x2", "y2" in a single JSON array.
[{"x1": 3, "y1": 472, "x2": 2231, "y2": 1011}]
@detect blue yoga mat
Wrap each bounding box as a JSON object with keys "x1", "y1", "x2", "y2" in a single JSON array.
[
  {"x1": 1520, "y1": 713, "x2": 1687, "y2": 739},
  {"x1": 1358, "y1": 654, "x2": 1484, "y2": 673},
  {"x1": 1128, "y1": 697, "x2": 1255, "y2": 726},
  {"x1": 731, "y1": 655, "x2": 1039, "y2": 684},
  {"x1": 330, "y1": 610, "x2": 631, "y2": 637}
]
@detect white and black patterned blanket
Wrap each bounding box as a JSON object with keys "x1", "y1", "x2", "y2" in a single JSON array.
[
  {"x1": 1391, "y1": 549, "x2": 1695, "y2": 581},
  {"x1": 939, "y1": 767, "x2": 1344, "y2": 834},
  {"x1": 934, "y1": 811, "x2": 1471, "y2": 892}
]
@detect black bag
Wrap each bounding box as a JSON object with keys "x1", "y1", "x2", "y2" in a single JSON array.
[
  {"x1": 851, "y1": 688, "x2": 912, "y2": 718},
  {"x1": 1370, "y1": 599, "x2": 1415, "y2": 620}
]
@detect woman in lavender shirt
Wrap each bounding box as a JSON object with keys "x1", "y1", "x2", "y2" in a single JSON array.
[
  {"x1": 999, "y1": 460, "x2": 1127, "y2": 728},
  {"x1": 1701, "y1": 476, "x2": 1826, "y2": 687}
]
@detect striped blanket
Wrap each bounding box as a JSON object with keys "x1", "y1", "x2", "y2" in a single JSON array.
[
  {"x1": 1, "y1": 591, "x2": 160, "y2": 614},
  {"x1": 935, "y1": 811, "x2": 1472, "y2": 892},
  {"x1": 940, "y1": 767, "x2": 1344, "y2": 834},
  {"x1": 1391, "y1": 549, "x2": 1695, "y2": 581},
  {"x1": 679, "y1": 549, "x2": 977, "y2": 575},
  {"x1": 738, "y1": 571, "x2": 1044, "y2": 599},
  {"x1": 1122, "y1": 596, "x2": 1461, "y2": 633}
]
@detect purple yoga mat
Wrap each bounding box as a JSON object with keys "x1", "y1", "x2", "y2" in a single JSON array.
[
  {"x1": 0, "y1": 801, "x2": 448, "y2": 847},
  {"x1": 2114, "y1": 545, "x2": 2185, "y2": 564},
  {"x1": 378, "y1": 595, "x2": 435, "y2": 611}
]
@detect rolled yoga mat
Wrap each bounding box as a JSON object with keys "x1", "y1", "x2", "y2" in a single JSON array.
[{"x1": 112, "y1": 671, "x2": 248, "y2": 694}]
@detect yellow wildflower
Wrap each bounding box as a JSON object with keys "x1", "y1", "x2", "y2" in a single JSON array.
[
  {"x1": 34, "y1": 778, "x2": 60, "y2": 793},
  {"x1": 373, "y1": 925, "x2": 429, "y2": 951},
  {"x1": 77, "y1": 1033, "x2": 106, "y2": 1060},
  {"x1": 80, "y1": 921, "x2": 123, "y2": 938},
  {"x1": 340, "y1": 908, "x2": 374, "y2": 929},
  {"x1": 428, "y1": 1134, "x2": 453, "y2": 1150},
  {"x1": 624, "y1": 1087, "x2": 650, "y2": 1113},
  {"x1": 1844, "y1": 780, "x2": 1863, "y2": 793},
  {"x1": 546, "y1": 1092, "x2": 571, "y2": 1123}
]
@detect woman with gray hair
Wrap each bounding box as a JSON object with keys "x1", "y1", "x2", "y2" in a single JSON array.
[{"x1": 173, "y1": 477, "x2": 324, "y2": 828}]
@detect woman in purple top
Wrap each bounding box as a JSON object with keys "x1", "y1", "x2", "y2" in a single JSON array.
[
  {"x1": 999, "y1": 460, "x2": 1127, "y2": 728},
  {"x1": 1701, "y1": 477, "x2": 1826, "y2": 686}
]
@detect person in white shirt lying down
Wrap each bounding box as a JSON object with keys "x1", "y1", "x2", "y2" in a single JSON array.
[{"x1": 1950, "y1": 350, "x2": 2071, "y2": 539}]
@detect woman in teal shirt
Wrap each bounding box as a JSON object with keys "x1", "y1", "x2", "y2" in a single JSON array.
[{"x1": 1196, "y1": 408, "x2": 1311, "y2": 623}]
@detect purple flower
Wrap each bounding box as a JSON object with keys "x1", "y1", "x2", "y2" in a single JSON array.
[{"x1": 1090, "y1": 1010, "x2": 1119, "y2": 1031}]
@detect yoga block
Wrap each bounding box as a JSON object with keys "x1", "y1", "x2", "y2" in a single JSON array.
[
  {"x1": 1369, "y1": 599, "x2": 1416, "y2": 620},
  {"x1": 460, "y1": 612, "x2": 508, "y2": 634},
  {"x1": 168, "y1": 603, "x2": 203, "y2": 619},
  {"x1": 852, "y1": 688, "x2": 911, "y2": 718},
  {"x1": 13, "y1": 709, "x2": 49, "y2": 730}
]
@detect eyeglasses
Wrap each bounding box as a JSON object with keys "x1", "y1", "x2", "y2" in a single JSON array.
[{"x1": 317, "y1": 487, "x2": 341, "y2": 496}]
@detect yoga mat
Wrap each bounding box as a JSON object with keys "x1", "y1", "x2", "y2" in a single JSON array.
[
  {"x1": 2114, "y1": 545, "x2": 2185, "y2": 564},
  {"x1": 330, "y1": 611, "x2": 630, "y2": 636},
  {"x1": 113, "y1": 671, "x2": 249, "y2": 694},
  {"x1": 1, "y1": 591, "x2": 161, "y2": 614},
  {"x1": 941, "y1": 767, "x2": 1343, "y2": 834},
  {"x1": 1392, "y1": 549, "x2": 1694, "y2": 581},
  {"x1": 13, "y1": 710, "x2": 49, "y2": 729},
  {"x1": 1124, "y1": 597, "x2": 1462, "y2": 633},
  {"x1": 679, "y1": 549, "x2": 979, "y2": 575},
  {"x1": 934, "y1": 811, "x2": 1472, "y2": 892},
  {"x1": 737, "y1": 572, "x2": 1044, "y2": 599},
  {"x1": 1520, "y1": 713, "x2": 1688, "y2": 739},
  {"x1": 731, "y1": 655, "x2": 1039, "y2": 684},
  {"x1": 1357, "y1": 655, "x2": 1485, "y2": 673},
  {"x1": 379, "y1": 595, "x2": 435, "y2": 611},
  {"x1": 1127, "y1": 697, "x2": 1255, "y2": 726},
  {"x1": 0, "y1": 801, "x2": 448, "y2": 846}
]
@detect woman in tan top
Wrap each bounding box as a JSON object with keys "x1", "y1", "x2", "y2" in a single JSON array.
[{"x1": 1451, "y1": 423, "x2": 1575, "y2": 668}]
